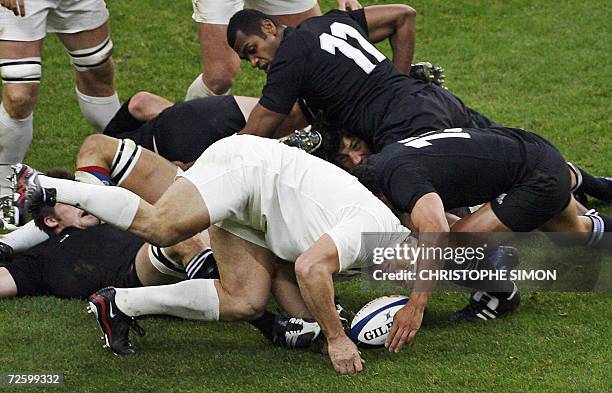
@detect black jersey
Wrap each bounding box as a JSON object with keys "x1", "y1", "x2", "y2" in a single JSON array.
[
  {"x1": 108, "y1": 96, "x2": 246, "y2": 163},
  {"x1": 260, "y1": 10, "x2": 426, "y2": 145},
  {"x1": 259, "y1": 9, "x2": 496, "y2": 151},
  {"x1": 3, "y1": 225, "x2": 144, "y2": 299},
  {"x1": 369, "y1": 127, "x2": 553, "y2": 213}
]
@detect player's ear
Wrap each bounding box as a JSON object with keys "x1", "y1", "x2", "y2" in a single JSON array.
[
  {"x1": 43, "y1": 215, "x2": 59, "y2": 229},
  {"x1": 261, "y1": 19, "x2": 277, "y2": 36}
]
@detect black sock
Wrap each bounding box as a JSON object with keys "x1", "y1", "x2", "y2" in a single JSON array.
[
  {"x1": 573, "y1": 165, "x2": 612, "y2": 202},
  {"x1": 103, "y1": 96, "x2": 144, "y2": 136},
  {"x1": 248, "y1": 310, "x2": 277, "y2": 341},
  {"x1": 185, "y1": 249, "x2": 219, "y2": 279}
]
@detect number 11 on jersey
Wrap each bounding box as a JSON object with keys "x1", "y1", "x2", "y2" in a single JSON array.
[{"x1": 319, "y1": 22, "x2": 386, "y2": 74}]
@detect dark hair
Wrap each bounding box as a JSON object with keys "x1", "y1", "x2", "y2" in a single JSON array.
[
  {"x1": 350, "y1": 164, "x2": 382, "y2": 197},
  {"x1": 227, "y1": 9, "x2": 278, "y2": 49},
  {"x1": 31, "y1": 167, "x2": 74, "y2": 236},
  {"x1": 310, "y1": 111, "x2": 346, "y2": 163}
]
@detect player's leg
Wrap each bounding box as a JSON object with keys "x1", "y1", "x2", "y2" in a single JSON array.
[
  {"x1": 0, "y1": 39, "x2": 42, "y2": 196},
  {"x1": 87, "y1": 226, "x2": 276, "y2": 354},
  {"x1": 134, "y1": 231, "x2": 211, "y2": 286},
  {"x1": 74, "y1": 134, "x2": 179, "y2": 202},
  {"x1": 187, "y1": 0, "x2": 242, "y2": 100},
  {"x1": 567, "y1": 161, "x2": 612, "y2": 204},
  {"x1": 103, "y1": 92, "x2": 173, "y2": 136},
  {"x1": 56, "y1": 20, "x2": 119, "y2": 131}
]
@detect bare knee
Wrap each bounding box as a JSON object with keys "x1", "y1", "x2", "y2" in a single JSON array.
[
  {"x1": 77, "y1": 134, "x2": 116, "y2": 165},
  {"x1": 202, "y1": 60, "x2": 240, "y2": 94},
  {"x1": 3, "y1": 85, "x2": 38, "y2": 118}
]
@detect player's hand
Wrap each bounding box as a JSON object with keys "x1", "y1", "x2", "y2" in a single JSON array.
[
  {"x1": 336, "y1": 0, "x2": 362, "y2": 11},
  {"x1": 385, "y1": 302, "x2": 424, "y2": 352},
  {"x1": 1, "y1": 0, "x2": 26, "y2": 17},
  {"x1": 327, "y1": 334, "x2": 364, "y2": 374}
]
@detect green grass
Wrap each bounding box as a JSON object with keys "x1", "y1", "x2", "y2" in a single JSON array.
[{"x1": 1, "y1": 0, "x2": 611, "y2": 392}]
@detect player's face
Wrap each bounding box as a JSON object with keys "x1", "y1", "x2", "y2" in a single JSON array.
[
  {"x1": 48, "y1": 204, "x2": 101, "y2": 234},
  {"x1": 233, "y1": 22, "x2": 281, "y2": 73},
  {"x1": 335, "y1": 135, "x2": 372, "y2": 169}
]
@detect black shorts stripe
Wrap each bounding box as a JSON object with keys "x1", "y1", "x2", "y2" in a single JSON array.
[{"x1": 70, "y1": 38, "x2": 111, "y2": 58}]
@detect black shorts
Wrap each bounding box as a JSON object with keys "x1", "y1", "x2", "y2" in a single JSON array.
[
  {"x1": 491, "y1": 138, "x2": 571, "y2": 231},
  {"x1": 375, "y1": 84, "x2": 498, "y2": 149},
  {"x1": 114, "y1": 96, "x2": 246, "y2": 164}
]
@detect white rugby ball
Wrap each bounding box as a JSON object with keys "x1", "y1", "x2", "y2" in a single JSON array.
[{"x1": 350, "y1": 295, "x2": 408, "y2": 348}]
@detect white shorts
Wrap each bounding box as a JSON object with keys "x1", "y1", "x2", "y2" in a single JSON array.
[
  {"x1": 0, "y1": 0, "x2": 109, "y2": 41},
  {"x1": 178, "y1": 135, "x2": 411, "y2": 272},
  {"x1": 191, "y1": 0, "x2": 318, "y2": 24}
]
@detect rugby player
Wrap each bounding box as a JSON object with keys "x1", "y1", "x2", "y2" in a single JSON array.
[
  {"x1": 20, "y1": 135, "x2": 412, "y2": 374},
  {"x1": 346, "y1": 126, "x2": 611, "y2": 353},
  {"x1": 186, "y1": 0, "x2": 362, "y2": 100},
  {"x1": 0, "y1": 172, "x2": 215, "y2": 300},
  {"x1": 0, "y1": 0, "x2": 120, "y2": 196},
  {"x1": 1, "y1": 167, "x2": 327, "y2": 352},
  {"x1": 227, "y1": 6, "x2": 496, "y2": 150}
]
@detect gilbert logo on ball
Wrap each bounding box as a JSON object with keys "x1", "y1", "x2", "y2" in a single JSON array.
[{"x1": 350, "y1": 295, "x2": 408, "y2": 348}]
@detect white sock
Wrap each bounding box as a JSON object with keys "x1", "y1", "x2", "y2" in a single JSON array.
[
  {"x1": 38, "y1": 175, "x2": 140, "y2": 230},
  {"x1": 0, "y1": 220, "x2": 49, "y2": 252},
  {"x1": 185, "y1": 74, "x2": 229, "y2": 101},
  {"x1": 114, "y1": 279, "x2": 220, "y2": 320},
  {"x1": 0, "y1": 102, "x2": 33, "y2": 196},
  {"x1": 75, "y1": 88, "x2": 120, "y2": 132}
]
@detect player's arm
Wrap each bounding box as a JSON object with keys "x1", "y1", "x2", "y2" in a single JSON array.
[
  {"x1": 386, "y1": 192, "x2": 448, "y2": 352},
  {"x1": 0, "y1": 0, "x2": 25, "y2": 17},
  {"x1": 363, "y1": 5, "x2": 416, "y2": 74},
  {"x1": 295, "y1": 234, "x2": 363, "y2": 374},
  {"x1": 0, "y1": 267, "x2": 18, "y2": 298},
  {"x1": 239, "y1": 104, "x2": 288, "y2": 138}
]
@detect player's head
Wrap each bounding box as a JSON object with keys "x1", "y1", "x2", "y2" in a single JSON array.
[
  {"x1": 227, "y1": 9, "x2": 282, "y2": 72},
  {"x1": 31, "y1": 168, "x2": 101, "y2": 236},
  {"x1": 318, "y1": 128, "x2": 373, "y2": 170}
]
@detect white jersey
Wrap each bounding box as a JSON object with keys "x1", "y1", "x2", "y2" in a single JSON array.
[{"x1": 180, "y1": 134, "x2": 409, "y2": 270}]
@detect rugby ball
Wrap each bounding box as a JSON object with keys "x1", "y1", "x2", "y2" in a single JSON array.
[{"x1": 350, "y1": 295, "x2": 408, "y2": 348}]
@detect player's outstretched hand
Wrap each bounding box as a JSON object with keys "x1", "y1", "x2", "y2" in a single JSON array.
[
  {"x1": 327, "y1": 334, "x2": 364, "y2": 375},
  {"x1": 336, "y1": 0, "x2": 362, "y2": 11},
  {"x1": 0, "y1": 0, "x2": 26, "y2": 17},
  {"x1": 385, "y1": 302, "x2": 424, "y2": 353}
]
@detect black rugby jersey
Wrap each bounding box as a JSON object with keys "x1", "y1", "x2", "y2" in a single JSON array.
[
  {"x1": 368, "y1": 127, "x2": 552, "y2": 213},
  {"x1": 4, "y1": 225, "x2": 144, "y2": 299},
  {"x1": 260, "y1": 9, "x2": 426, "y2": 148}
]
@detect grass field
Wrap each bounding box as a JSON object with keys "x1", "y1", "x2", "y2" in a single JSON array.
[{"x1": 1, "y1": 0, "x2": 611, "y2": 392}]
